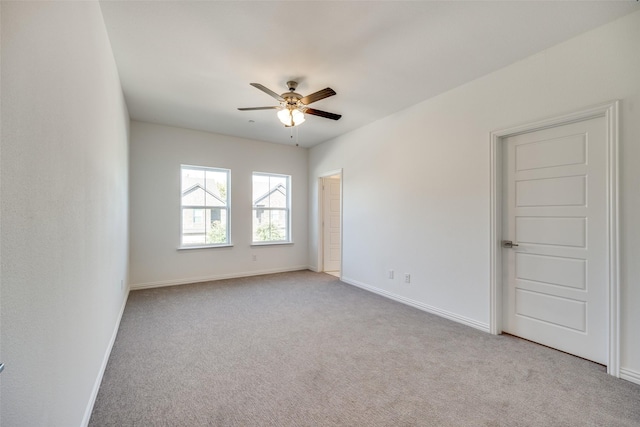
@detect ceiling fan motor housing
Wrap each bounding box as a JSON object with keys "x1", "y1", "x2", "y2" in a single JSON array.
[{"x1": 282, "y1": 81, "x2": 302, "y2": 107}]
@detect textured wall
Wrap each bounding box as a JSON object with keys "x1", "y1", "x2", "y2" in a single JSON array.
[
  {"x1": 309, "y1": 11, "x2": 640, "y2": 379},
  {"x1": 0, "y1": 2, "x2": 130, "y2": 425},
  {"x1": 129, "y1": 121, "x2": 308, "y2": 288}
]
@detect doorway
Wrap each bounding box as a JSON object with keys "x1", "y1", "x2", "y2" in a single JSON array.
[
  {"x1": 489, "y1": 102, "x2": 619, "y2": 375},
  {"x1": 319, "y1": 171, "x2": 342, "y2": 277}
]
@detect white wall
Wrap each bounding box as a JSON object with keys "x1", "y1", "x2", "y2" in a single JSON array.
[
  {"x1": 309, "y1": 11, "x2": 640, "y2": 378},
  {"x1": 0, "y1": 2, "x2": 130, "y2": 426},
  {"x1": 129, "y1": 121, "x2": 308, "y2": 288}
]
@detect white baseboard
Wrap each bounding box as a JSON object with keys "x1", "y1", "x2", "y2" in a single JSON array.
[
  {"x1": 131, "y1": 265, "x2": 311, "y2": 290},
  {"x1": 81, "y1": 288, "x2": 130, "y2": 427},
  {"x1": 341, "y1": 276, "x2": 490, "y2": 333},
  {"x1": 620, "y1": 368, "x2": 640, "y2": 385}
]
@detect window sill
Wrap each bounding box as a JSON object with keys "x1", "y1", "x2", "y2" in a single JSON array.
[
  {"x1": 251, "y1": 241, "x2": 294, "y2": 247},
  {"x1": 177, "y1": 244, "x2": 234, "y2": 251}
]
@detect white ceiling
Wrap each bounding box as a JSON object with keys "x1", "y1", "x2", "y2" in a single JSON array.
[{"x1": 99, "y1": 1, "x2": 639, "y2": 148}]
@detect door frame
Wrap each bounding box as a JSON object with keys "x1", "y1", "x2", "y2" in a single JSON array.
[
  {"x1": 489, "y1": 101, "x2": 620, "y2": 376},
  {"x1": 317, "y1": 169, "x2": 343, "y2": 275}
]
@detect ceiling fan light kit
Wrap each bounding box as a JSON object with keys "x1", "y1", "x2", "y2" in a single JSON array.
[
  {"x1": 238, "y1": 80, "x2": 341, "y2": 128},
  {"x1": 277, "y1": 108, "x2": 305, "y2": 127}
]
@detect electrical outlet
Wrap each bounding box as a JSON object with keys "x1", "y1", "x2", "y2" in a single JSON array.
[
  {"x1": 388, "y1": 270, "x2": 394, "y2": 279},
  {"x1": 252, "y1": 255, "x2": 257, "y2": 262},
  {"x1": 404, "y1": 274, "x2": 411, "y2": 284}
]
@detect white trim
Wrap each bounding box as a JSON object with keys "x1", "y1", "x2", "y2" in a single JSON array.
[
  {"x1": 620, "y1": 368, "x2": 640, "y2": 386},
  {"x1": 316, "y1": 177, "x2": 323, "y2": 272},
  {"x1": 606, "y1": 101, "x2": 620, "y2": 377},
  {"x1": 81, "y1": 289, "x2": 130, "y2": 427},
  {"x1": 342, "y1": 276, "x2": 490, "y2": 332},
  {"x1": 489, "y1": 100, "x2": 620, "y2": 376},
  {"x1": 250, "y1": 242, "x2": 294, "y2": 247},
  {"x1": 489, "y1": 133, "x2": 502, "y2": 336},
  {"x1": 316, "y1": 169, "x2": 343, "y2": 276},
  {"x1": 317, "y1": 169, "x2": 343, "y2": 178},
  {"x1": 130, "y1": 265, "x2": 310, "y2": 290},
  {"x1": 177, "y1": 244, "x2": 234, "y2": 250}
]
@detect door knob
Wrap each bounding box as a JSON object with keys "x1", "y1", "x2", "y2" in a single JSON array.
[{"x1": 502, "y1": 240, "x2": 519, "y2": 248}]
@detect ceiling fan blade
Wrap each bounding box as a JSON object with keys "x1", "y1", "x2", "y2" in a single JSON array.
[
  {"x1": 300, "y1": 88, "x2": 336, "y2": 105},
  {"x1": 250, "y1": 83, "x2": 285, "y2": 102},
  {"x1": 304, "y1": 108, "x2": 342, "y2": 120},
  {"x1": 238, "y1": 106, "x2": 279, "y2": 111}
]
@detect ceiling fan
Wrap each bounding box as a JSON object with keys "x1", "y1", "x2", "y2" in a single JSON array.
[{"x1": 238, "y1": 81, "x2": 341, "y2": 127}]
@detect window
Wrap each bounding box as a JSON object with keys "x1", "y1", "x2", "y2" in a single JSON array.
[
  {"x1": 252, "y1": 172, "x2": 290, "y2": 243},
  {"x1": 181, "y1": 165, "x2": 230, "y2": 247}
]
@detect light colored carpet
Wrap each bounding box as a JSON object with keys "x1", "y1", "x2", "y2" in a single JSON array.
[{"x1": 89, "y1": 270, "x2": 640, "y2": 426}]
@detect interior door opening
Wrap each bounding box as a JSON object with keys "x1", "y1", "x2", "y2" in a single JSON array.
[{"x1": 319, "y1": 172, "x2": 342, "y2": 277}]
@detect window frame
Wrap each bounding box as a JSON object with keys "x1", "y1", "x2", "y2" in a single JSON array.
[
  {"x1": 251, "y1": 171, "x2": 292, "y2": 245},
  {"x1": 179, "y1": 164, "x2": 231, "y2": 249}
]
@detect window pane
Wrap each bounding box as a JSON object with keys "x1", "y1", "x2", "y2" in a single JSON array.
[
  {"x1": 252, "y1": 172, "x2": 290, "y2": 243},
  {"x1": 253, "y1": 209, "x2": 288, "y2": 242},
  {"x1": 253, "y1": 174, "x2": 288, "y2": 209},
  {"x1": 182, "y1": 234, "x2": 206, "y2": 245},
  {"x1": 181, "y1": 165, "x2": 230, "y2": 246},
  {"x1": 206, "y1": 209, "x2": 227, "y2": 244},
  {"x1": 252, "y1": 174, "x2": 270, "y2": 207},
  {"x1": 205, "y1": 169, "x2": 227, "y2": 207},
  {"x1": 182, "y1": 168, "x2": 204, "y2": 192},
  {"x1": 182, "y1": 208, "x2": 207, "y2": 245}
]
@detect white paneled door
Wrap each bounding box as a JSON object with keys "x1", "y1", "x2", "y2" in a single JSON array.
[
  {"x1": 502, "y1": 116, "x2": 608, "y2": 364},
  {"x1": 323, "y1": 177, "x2": 342, "y2": 273}
]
